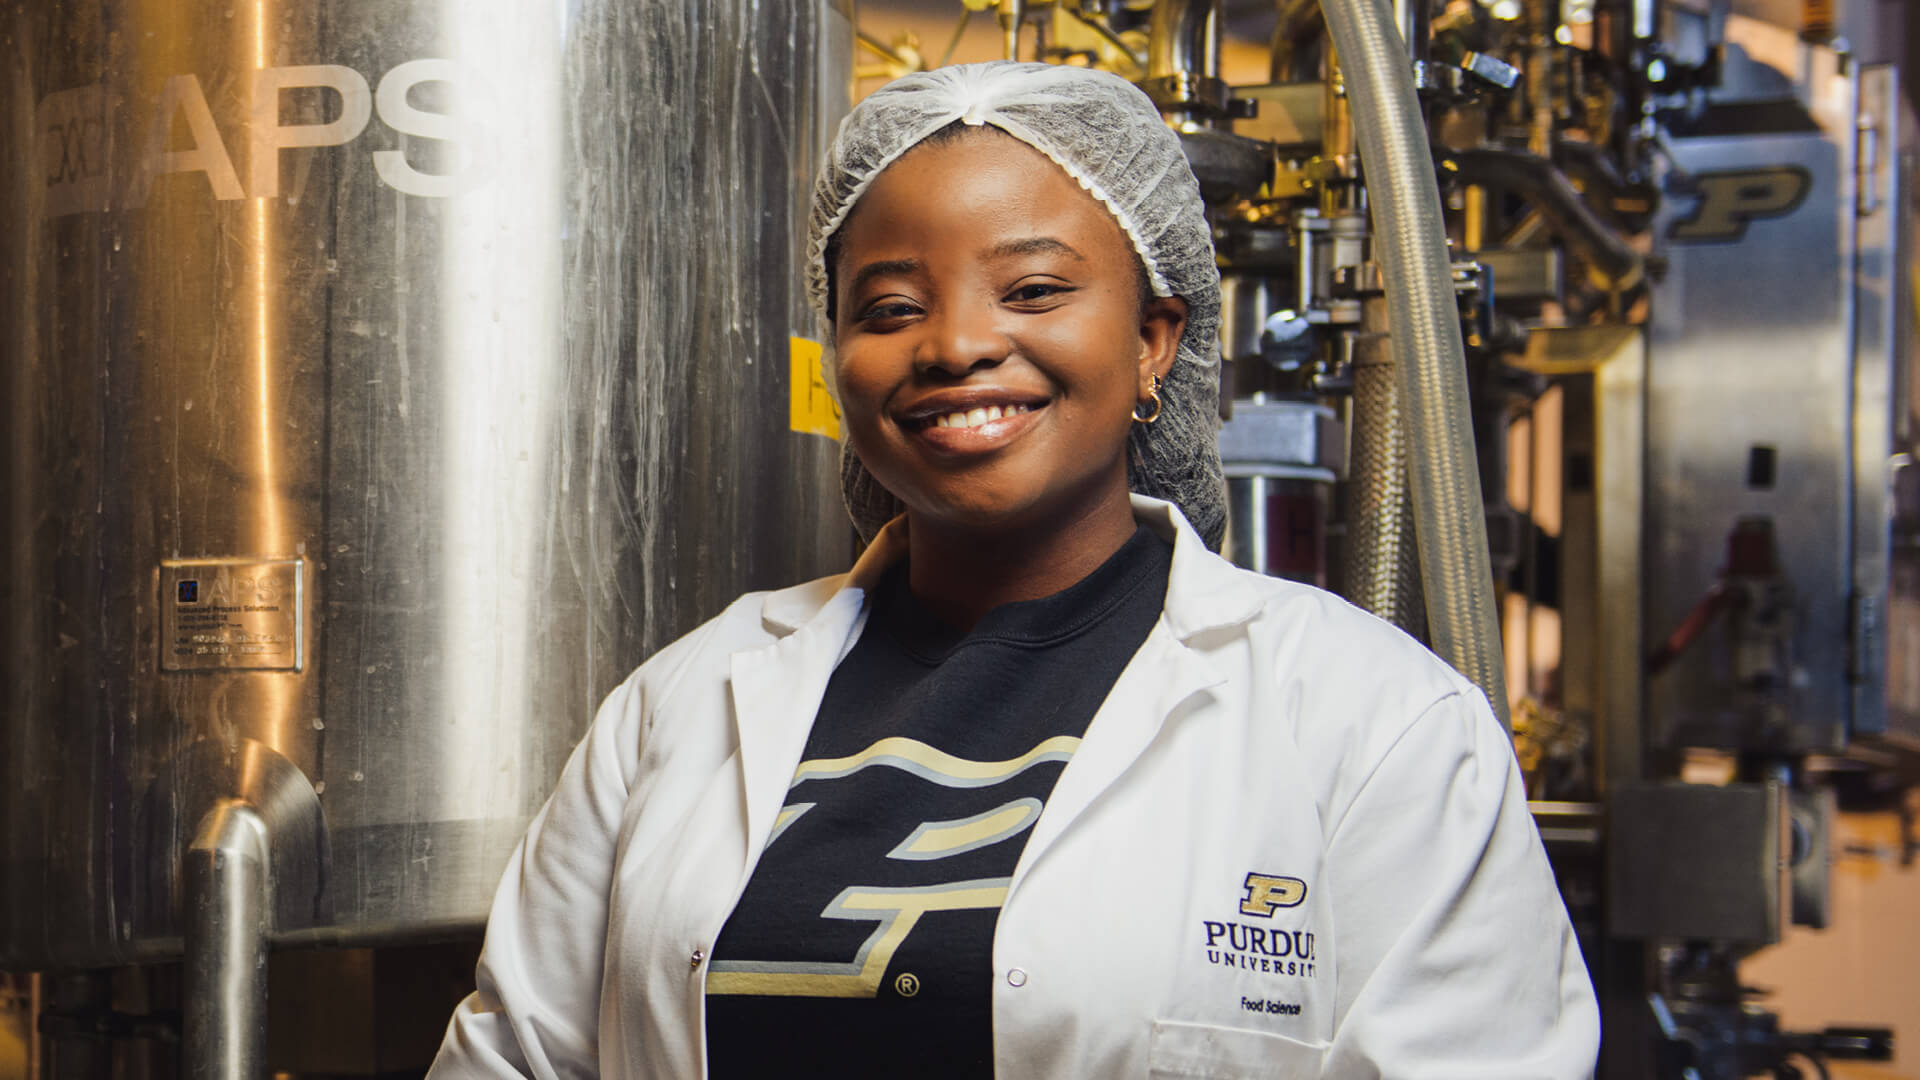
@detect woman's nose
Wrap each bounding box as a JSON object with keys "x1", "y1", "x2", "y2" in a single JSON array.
[{"x1": 916, "y1": 300, "x2": 1010, "y2": 377}]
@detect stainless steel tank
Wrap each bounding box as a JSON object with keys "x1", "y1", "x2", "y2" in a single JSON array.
[{"x1": 1, "y1": 0, "x2": 854, "y2": 971}]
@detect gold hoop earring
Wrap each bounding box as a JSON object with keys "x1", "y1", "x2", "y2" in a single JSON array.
[{"x1": 1133, "y1": 373, "x2": 1163, "y2": 424}]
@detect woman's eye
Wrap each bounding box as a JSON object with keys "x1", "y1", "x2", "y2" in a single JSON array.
[
  {"x1": 858, "y1": 300, "x2": 920, "y2": 322},
  {"x1": 1007, "y1": 282, "x2": 1071, "y2": 304}
]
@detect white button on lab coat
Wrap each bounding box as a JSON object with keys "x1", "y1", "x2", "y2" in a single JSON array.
[{"x1": 428, "y1": 497, "x2": 1599, "y2": 1079}]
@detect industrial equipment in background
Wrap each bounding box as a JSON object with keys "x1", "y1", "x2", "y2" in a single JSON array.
[
  {"x1": 860, "y1": 0, "x2": 1916, "y2": 1077},
  {"x1": 3, "y1": 1, "x2": 1918, "y2": 1079}
]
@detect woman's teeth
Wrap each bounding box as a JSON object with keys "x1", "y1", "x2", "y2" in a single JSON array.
[{"x1": 933, "y1": 403, "x2": 1032, "y2": 429}]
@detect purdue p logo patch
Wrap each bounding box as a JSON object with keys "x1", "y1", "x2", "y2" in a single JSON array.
[{"x1": 1240, "y1": 872, "x2": 1307, "y2": 917}]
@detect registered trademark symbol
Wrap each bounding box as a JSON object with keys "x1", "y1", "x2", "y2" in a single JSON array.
[{"x1": 894, "y1": 972, "x2": 920, "y2": 997}]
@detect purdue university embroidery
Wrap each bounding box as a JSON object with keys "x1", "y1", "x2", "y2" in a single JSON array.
[{"x1": 1200, "y1": 872, "x2": 1321, "y2": 980}]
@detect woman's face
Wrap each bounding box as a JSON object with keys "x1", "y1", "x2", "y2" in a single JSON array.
[{"x1": 831, "y1": 129, "x2": 1187, "y2": 537}]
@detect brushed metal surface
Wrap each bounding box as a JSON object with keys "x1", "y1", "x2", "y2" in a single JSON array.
[
  {"x1": 1534, "y1": 327, "x2": 1647, "y2": 793},
  {"x1": 1216, "y1": 400, "x2": 1344, "y2": 480},
  {"x1": 1217, "y1": 273, "x2": 1287, "y2": 364},
  {"x1": 1846, "y1": 65, "x2": 1909, "y2": 746},
  {"x1": 1607, "y1": 780, "x2": 1789, "y2": 945},
  {"x1": 1, "y1": 0, "x2": 853, "y2": 968},
  {"x1": 1643, "y1": 49, "x2": 1905, "y2": 754}
]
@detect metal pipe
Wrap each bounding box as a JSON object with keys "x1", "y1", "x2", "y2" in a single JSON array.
[
  {"x1": 999, "y1": 0, "x2": 1027, "y2": 61},
  {"x1": 185, "y1": 800, "x2": 271, "y2": 1080},
  {"x1": 856, "y1": 30, "x2": 914, "y2": 71},
  {"x1": 1552, "y1": 139, "x2": 1649, "y2": 223},
  {"x1": 1317, "y1": 0, "x2": 1511, "y2": 724},
  {"x1": 1066, "y1": 7, "x2": 1145, "y2": 70},
  {"x1": 1443, "y1": 147, "x2": 1646, "y2": 290},
  {"x1": 1201, "y1": 5, "x2": 1222, "y2": 79},
  {"x1": 1525, "y1": 0, "x2": 1555, "y2": 155},
  {"x1": 1148, "y1": 0, "x2": 1218, "y2": 79},
  {"x1": 939, "y1": 7, "x2": 976, "y2": 67},
  {"x1": 1392, "y1": 0, "x2": 1430, "y2": 60},
  {"x1": 1323, "y1": 47, "x2": 1355, "y2": 163},
  {"x1": 1271, "y1": 0, "x2": 1326, "y2": 82}
]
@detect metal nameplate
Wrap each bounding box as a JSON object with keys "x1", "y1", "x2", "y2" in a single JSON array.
[{"x1": 160, "y1": 559, "x2": 305, "y2": 672}]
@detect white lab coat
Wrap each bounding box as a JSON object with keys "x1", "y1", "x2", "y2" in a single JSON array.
[{"x1": 429, "y1": 496, "x2": 1599, "y2": 1079}]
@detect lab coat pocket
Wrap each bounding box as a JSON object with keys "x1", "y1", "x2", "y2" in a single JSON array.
[{"x1": 1147, "y1": 1019, "x2": 1326, "y2": 1078}]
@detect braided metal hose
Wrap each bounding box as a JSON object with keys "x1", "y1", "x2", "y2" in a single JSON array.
[
  {"x1": 1342, "y1": 300, "x2": 1427, "y2": 639},
  {"x1": 1319, "y1": 0, "x2": 1510, "y2": 723}
]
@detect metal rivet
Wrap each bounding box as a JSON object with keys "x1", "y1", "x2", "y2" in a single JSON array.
[
  {"x1": 1006, "y1": 967, "x2": 1028, "y2": 987},
  {"x1": 690, "y1": 949, "x2": 706, "y2": 969}
]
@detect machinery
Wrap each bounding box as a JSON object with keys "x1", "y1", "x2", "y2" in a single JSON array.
[
  {"x1": 3, "y1": 0, "x2": 1916, "y2": 1077},
  {"x1": 855, "y1": 0, "x2": 1915, "y2": 1076}
]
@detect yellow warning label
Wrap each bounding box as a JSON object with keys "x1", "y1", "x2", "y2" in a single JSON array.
[{"x1": 789, "y1": 337, "x2": 842, "y2": 441}]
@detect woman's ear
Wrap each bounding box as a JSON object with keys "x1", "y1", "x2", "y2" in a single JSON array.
[{"x1": 1137, "y1": 295, "x2": 1189, "y2": 395}]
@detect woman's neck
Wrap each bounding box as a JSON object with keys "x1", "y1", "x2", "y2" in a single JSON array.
[{"x1": 903, "y1": 489, "x2": 1141, "y2": 633}]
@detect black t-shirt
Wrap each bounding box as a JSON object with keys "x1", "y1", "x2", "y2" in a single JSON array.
[{"x1": 704, "y1": 526, "x2": 1173, "y2": 1078}]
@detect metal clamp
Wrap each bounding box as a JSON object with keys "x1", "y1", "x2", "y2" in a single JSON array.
[
  {"x1": 1412, "y1": 53, "x2": 1520, "y2": 100},
  {"x1": 1459, "y1": 51, "x2": 1522, "y2": 90}
]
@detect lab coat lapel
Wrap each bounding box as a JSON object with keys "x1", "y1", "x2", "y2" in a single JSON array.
[
  {"x1": 1012, "y1": 496, "x2": 1256, "y2": 884},
  {"x1": 1012, "y1": 623, "x2": 1224, "y2": 883},
  {"x1": 727, "y1": 517, "x2": 907, "y2": 867},
  {"x1": 727, "y1": 624, "x2": 843, "y2": 868}
]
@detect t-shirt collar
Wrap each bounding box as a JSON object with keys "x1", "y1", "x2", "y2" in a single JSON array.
[{"x1": 759, "y1": 495, "x2": 1264, "y2": 642}]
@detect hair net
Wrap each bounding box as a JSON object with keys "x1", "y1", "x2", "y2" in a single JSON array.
[{"x1": 809, "y1": 61, "x2": 1227, "y2": 550}]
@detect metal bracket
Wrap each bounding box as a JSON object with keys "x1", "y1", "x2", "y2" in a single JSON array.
[{"x1": 1855, "y1": 106, "x2": 1882, "y2": 218}]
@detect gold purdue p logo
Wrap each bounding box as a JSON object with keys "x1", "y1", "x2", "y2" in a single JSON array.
[
  {"x1": 1668, "y1": 166, "x2": 1812, "y2": 243},
  {"x1": 1240, "y1": 873, "x2": 1307, "y2": 917}
]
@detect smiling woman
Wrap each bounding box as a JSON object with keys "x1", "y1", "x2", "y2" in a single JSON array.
[
  {"x1": 814, "y1": 64, "x2": 1232, "y2": 562},
  {"x1": 429, "y1": 61, "x2": 1599, "y2": 1080},
  {"x1": 829, "y1": 126, "x2": 1190, "y2": 627}
]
